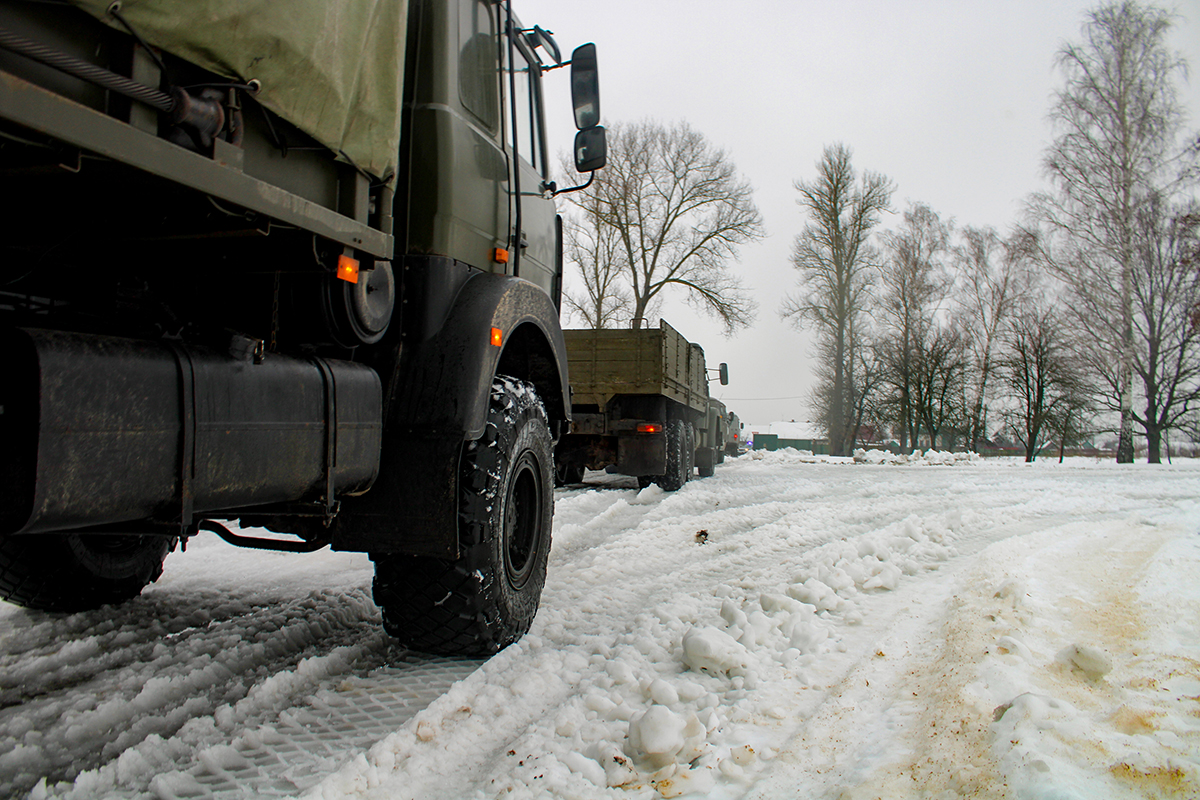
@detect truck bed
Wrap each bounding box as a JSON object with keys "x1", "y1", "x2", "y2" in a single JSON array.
[{"x1": 564, "y1": 320, "x2": 708, "y2": 414}]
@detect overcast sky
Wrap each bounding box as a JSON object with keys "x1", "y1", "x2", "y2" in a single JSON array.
[{"x1": 520, "y1": 0, "x2": 1200, "y2": 426}]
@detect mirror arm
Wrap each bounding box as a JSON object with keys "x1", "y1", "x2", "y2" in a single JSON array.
[{"x1": 551, "y1": 171, "x2": 595, "y2": 197}]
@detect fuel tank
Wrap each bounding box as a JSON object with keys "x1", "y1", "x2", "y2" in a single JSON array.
[{"x1": 1, "y1": 327, "x2": 382, "y2": 535}]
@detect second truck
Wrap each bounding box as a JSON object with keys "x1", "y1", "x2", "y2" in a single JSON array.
[
  {"x1": 0, "y1": 0, "x2": 604, "y2": 656},
  {"x1": 554, "y1": 320, "x2": 728, "y2": 490}
]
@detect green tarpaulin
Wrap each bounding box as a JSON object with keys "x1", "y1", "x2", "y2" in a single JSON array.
[{"x1": 71, "y1": 0, "x2": 408, "y2": 180}]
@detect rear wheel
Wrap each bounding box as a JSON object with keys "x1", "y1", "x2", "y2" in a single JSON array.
[
  {"x1": 0, "y1": 533, "x2": 175, "y2": 612},
  {"x1": 372, "y1": 376, "x2": 553, "y2": 656},
  {"x1": 656, "y1": 419, "x2": 690, "y2": 491}
]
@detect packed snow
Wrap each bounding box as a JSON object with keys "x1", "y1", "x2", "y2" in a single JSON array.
[{"x1": 2, "y1": 450, "x2": 1198, "y2": 799}]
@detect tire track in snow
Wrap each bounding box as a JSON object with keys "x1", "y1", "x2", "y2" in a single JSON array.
[{"x1": 1, "y1": 587, "x2": 391, "y2": 798}]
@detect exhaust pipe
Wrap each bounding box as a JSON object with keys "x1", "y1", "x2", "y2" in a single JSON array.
[{"x1": 1, "y1": 327, "x2": 382, "y2": 535}]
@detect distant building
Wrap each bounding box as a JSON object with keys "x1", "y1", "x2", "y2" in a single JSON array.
[{"x1": 748, "y1": 421, "x2": 828, "y2": 454}]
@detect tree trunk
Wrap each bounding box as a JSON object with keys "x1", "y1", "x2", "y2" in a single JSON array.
[
  {"x1": 830, "y1": 329, "x2": 846, "y2": 456},
  {"x1": 1146, "y1": 425, "x2": 1162, "y2": 464},
  {"x1": 1116, "y1": 177, "x2": 1135, "y2": 464}
]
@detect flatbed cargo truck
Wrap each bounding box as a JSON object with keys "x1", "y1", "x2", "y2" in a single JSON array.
[
  {"x1": 0, "y1": 0, "x2": 606, "y2": 656},
  {"x1": 555, "y1": 320, "x2": 727, "y2": 490}
]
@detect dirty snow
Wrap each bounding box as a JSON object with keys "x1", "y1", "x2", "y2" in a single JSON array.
[{"x1": 2, "y1": 451, "x2": 1198, "y2": 799}]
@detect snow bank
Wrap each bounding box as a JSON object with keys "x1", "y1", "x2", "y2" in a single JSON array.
[{"x1": 853, "y1": 447, "x2": 981, "y2": 465}]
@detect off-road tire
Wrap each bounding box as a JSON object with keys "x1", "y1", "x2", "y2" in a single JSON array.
[
  {"x1": 655, "y1": 419, "x2": 690, "y2": 491},
  {"x1": 373, "y1": 376, "x2": 553, "y2": 656},
  {"x1": 0, "y1": 533, "x2": 175, "y2": 612}
]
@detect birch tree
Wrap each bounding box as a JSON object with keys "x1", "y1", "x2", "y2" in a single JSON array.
[
  {"x1": 1029, "y1": 0, "x2": 1192, "y2": 462},
  {"x1": 953, "y1": 227, "x2": 1035, "y2": 449},
  {"x1": 877, "y1": 202, "x2": 952, "y2": 451}
]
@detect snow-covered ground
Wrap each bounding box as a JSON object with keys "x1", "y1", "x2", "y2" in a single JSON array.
[{"x1": 2, "y1": 451, "x2": 1198, "y2": 799}]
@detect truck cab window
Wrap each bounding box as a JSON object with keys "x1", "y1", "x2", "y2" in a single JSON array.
[
  {"x1": 504, "y1": 41, "x2": 543, "y2": 174},
  {"x1": 458, "y1": 0, "x2": 499, "y2": 131}
]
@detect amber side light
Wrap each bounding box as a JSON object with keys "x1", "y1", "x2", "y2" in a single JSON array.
[
  {"x1": 336, "y1": 254, "x2": 360, "y2": 284},
  {"x1": 490, "y1": 327, "x2": 503, "y2": 347},
  {"x1": 493, "y1": 248, "x2": 510, "y2": 264}
]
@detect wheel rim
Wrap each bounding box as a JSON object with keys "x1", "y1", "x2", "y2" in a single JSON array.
[{"x1": 504, "y1": 451, "x2": 543, "y2": 590}]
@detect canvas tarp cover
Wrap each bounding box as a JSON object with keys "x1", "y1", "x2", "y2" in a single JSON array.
[{"x1": 70, "y1": 0, "x2": 408, "y2": 180}]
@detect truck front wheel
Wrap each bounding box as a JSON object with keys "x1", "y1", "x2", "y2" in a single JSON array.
[
  {"x1": 0, "y1": 533, "x2": 175, "y2": 612},
  {"x1": 372, "y1": 376, "x2": 553, "y2": 656}
]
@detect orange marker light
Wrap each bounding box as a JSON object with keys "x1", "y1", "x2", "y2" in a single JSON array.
[
  {"x1": 336, "y1": 254, "x2": 360, "y2": 284},
  {"x1": 637, "y1": 423, "x2": 663, "y2": 434},
  {"x1": 490, "y1": 327, "x2": 503, "y2": 347},
  {"x1": 493, "y1": 248, "x2": 510, "y2": 264}
]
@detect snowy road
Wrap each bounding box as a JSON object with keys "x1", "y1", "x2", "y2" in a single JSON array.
[{"x1": 3, "y1": 452, "x2": 1199, "y2": 799}]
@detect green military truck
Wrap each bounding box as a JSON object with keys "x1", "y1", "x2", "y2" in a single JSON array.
[
  {"x1": 702, "y1": 398, "x2": 729, "y2": 472},
  {"x1": 0, "y1": 0, "x2": 605, "y2": 656},
  {"x1": 555, "y1": 320, "x2": 727, "y2": 490},
  {"x1": 725, "y1": 409, "x2": 745, "y2": 456}
]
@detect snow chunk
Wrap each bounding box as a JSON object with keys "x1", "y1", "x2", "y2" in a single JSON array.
[
  {"x1": 681, "y1": 626, "x2": 750, "y2": 675},
  {"x1": 562, "y1": 749, "x2": 606, "y2": 787},
  {"x1": 1057, "y1": 643, "x2": 1113, "y2": 681},
  {"x1": 629, "y1": 705, "x2": 686, "y2": 757},
  {"x1": 627, "y1": 705, "x2": 707, "y2": 771},
  {"x1": 648, "y1": 678, "x2": 680, "y2": 707}
]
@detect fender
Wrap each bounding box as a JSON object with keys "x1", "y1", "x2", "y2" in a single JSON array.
[{"x1": 332, "y1": 270, "x2": 570, "y2": 556}]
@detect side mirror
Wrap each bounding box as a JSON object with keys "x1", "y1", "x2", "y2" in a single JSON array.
[
  {"x1": 531, "y1": 26, "x2": 561, "y2": 65},
  {"x1": 570, "y1": 43, "x2": 600, "y2": 130},
  {"x1": 574, "y1": 126, "x2": 607, "y2": 172},
  {"x1": 719, "y1": 363, "x2": 729, "y2": 386}
]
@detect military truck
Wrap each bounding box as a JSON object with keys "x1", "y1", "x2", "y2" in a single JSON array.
[
  {"x1": 0, "y1": 0, "x2": 605, "y2": 656},
  {"x1": 725, "y1": 410, "x2": 745, "y2": 456},
  {"x1": 555, "y1": 320, "x2": 727, "y2": 490},
  {"x1": 700, "y1": 398, "x2": 729, "y2": 474}
]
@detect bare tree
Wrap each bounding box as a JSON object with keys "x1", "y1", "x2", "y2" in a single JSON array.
[
  {"x1": 561, "y1": 198, "x2": 631, "y2": 328},
  {"x1": 849, "y1": 342, "x2": 889, "y2": 449},
  {"x1": 1130, "y1": 198, "x2": 1200, "y2": 461},
  {"x1": 561, "y1": 120, "x2": 764, "y2": 333},
  {"x1": 876, "y1": 202, "x2": 953, "y2": 451},
  {"x1": 999, "y1": 310, "x2": 1092, "y2": 462},
  {"x1": 910, "y1": 325, "x2": 970, "y2": 450},
  {"x1": 953, "y1": 227, "x2": 1035, "y2": 449},
  {"x1": 781, "y1": 143, "x2": 893, "y2": 456},
  {"x1": 1029, "y1": 0, "x2": 1192, "y2": 462}
]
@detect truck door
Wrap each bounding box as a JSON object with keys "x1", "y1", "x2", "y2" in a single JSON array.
[{"x1": 503, "y1": 31, "x2": 556, "y2": 297}]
